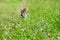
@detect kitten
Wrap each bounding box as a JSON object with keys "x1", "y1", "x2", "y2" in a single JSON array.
[{"x1": 20, "y1": 8, "x2": 28, "y2": 18}]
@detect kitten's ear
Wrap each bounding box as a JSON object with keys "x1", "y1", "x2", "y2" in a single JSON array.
[
  {"x1": 26, "y1": 7, "x2": 28, "y2": 10},
  {"x1": 20, "y1": 8, "x2": 23, "y2": 11}
]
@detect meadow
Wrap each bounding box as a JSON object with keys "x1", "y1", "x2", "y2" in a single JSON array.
[{"x1": 0, "y1": 0, "x2": 60, "y2": 40}]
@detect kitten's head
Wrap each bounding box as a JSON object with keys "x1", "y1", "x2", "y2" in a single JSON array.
[{"x1": 21, "y1": 8, "x2": 28, "y2": 13}]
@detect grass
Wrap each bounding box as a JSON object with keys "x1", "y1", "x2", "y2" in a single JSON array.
[{"x1": 0, "y1": 0, "x2": 60, "y2": 40}]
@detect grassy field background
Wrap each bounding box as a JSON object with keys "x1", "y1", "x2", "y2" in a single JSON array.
[{"x1": 0, "y1": 0, "x2": 60, "y2": 40}]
